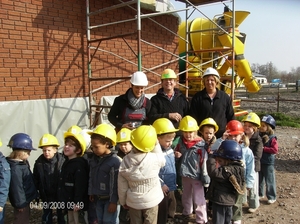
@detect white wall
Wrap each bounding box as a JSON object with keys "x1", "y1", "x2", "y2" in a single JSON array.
[{"x1": 0, "y1": 97, "x2": 90, "y2": 167}]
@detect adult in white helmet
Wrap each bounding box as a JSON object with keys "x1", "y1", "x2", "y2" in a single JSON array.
[
  {"x1": 189, "y1": 67, "x2": 235, "y2": 138},
  {"x1": 108, "y1": 71, "x2": 151, "y2": 132}
]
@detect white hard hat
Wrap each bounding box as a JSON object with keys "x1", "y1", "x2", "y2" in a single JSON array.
[
  {"x1": 130, "y1": 71, "x2": 148, "y2": 86},
  {"x1": 79, "y1": 129, "x2": 92, "y2": 150},
  {"x1": 203, "y1": 67, "x2": 220, "y2": 79}
]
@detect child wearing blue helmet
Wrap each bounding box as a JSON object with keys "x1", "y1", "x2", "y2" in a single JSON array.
[
  {"x1": 207, "y1": 140, "x2": 246, "y2": 224},
  {"x1": 6, "y1": 133, "x2": 38, "y2": 224},
  {"x1": 259, "y1": 115, "x2": 278, "y2": 204}
]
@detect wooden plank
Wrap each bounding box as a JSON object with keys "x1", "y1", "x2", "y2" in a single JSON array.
[{"x1": 174, "y1": 0, "x2": 222, "y2": 6}]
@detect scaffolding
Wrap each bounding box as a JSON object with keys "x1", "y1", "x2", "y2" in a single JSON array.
[{"x1": 85, "y1": 0, "x2": 238, "y2": 127}]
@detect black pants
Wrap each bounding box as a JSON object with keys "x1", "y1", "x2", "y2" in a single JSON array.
[
  {"x1": 119, "y1": 206, "x2": 130, "y2": 224},
  {"x1": 212, "y1": 202, "x2": 232, "y2": 224}
]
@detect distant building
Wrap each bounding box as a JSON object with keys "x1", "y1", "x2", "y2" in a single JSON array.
[{"x1": 253, "y1": 73, "x2": 268, "y2": 85}]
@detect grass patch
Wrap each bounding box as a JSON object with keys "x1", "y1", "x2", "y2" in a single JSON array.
[{"x1": 259, "y1": 112, "x2": 300, "y2": 128}]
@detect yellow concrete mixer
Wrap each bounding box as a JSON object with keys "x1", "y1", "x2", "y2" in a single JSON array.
[{"x1": 178, "y1": 7, "x2": 261, "y2": 98}]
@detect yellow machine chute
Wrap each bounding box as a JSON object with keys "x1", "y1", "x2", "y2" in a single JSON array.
[{"x1": 178, "y1": 7, "x2": 261, "y2": 96}]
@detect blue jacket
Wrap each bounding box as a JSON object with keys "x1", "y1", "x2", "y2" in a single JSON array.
[
  {"x1": 0, "y1": 152, "x2": 10, "y2": 208},
  {"x1": 88, "y1": 153, "x2": 121, "y2": 204},
  {"x1": 7, "y1": 158, "x2": 38, "y2": 209},
  {"x1": 159, "y1": 147, "x2": 177, "y2": 191},
  {"x1": 261, "y1": 135, "x2": 278, "y2": 165},
  {"x1": 175, "y1": 137, "x2": 210, "y2": 186}
]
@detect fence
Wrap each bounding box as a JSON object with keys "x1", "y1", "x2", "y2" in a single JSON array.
[{"x1": 237, "y1": 85, "x2": 300, "y2": 115}]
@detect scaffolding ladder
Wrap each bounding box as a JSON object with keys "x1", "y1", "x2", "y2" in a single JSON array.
[{"x1": 85, "y1": 0, "x2": 238, "y2": 127}]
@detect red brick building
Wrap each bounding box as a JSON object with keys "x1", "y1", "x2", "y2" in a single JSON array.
[
  {"x1": 0, "y1": 0, "x2": 179, "y2": 101},
  {"x1": 0, "y1": 0, "x2": 179, "y2": 157}
]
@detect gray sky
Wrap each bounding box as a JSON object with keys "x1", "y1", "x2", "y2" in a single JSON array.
[{"x1": 171, "y1": 0, "x2": 300, "y2": 72}]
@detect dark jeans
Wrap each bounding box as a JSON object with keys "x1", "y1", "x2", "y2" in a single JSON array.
[
  {"x1": 13, "y1": 205, "x2": 30, "y2": 224},
  {"x1": 212, "y1": 202, "x2": 232, "y2": 224},
  {"x1": 119, "y1": 206, "x2": 130, "y2": 224},
  {"x1": 88, "y1": 200, "x2": 98, "y2": 224},
  {"x1": 158, "y1": 191, "x2": 176, "y2": 223},
  {"x1": 0, "y1": 206, "x2": 5, "y2": 224},
  {"x1": 259, "y1": 164, "x2": 277, "y2": 200}
]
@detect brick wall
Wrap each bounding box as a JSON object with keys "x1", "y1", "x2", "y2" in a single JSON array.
[{"x1": 0, "y1": 0, "x2": 179, "y2": 102}]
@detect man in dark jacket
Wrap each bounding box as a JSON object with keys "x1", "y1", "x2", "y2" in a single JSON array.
[
  {"x1": 149, "y1": 68, "x2": 189, "y2": 195},
  {"x1": 149, "y1": 68, "x2": 189, "y2": 131}
]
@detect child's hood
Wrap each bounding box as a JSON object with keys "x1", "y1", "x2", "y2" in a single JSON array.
[
  {"x1": 6, "y1": 157, "x2": 27, "y2": 167},
  {"x1": 119, "y1": 152, "x2": 163, "y2": 182},
  {"x1": 121, "y1": 152, "x2": 147, "y2": 168}
]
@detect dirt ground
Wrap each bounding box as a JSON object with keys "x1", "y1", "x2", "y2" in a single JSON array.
[{"x1": 4, "y1": 90, "x2": 300, "y2": 224}]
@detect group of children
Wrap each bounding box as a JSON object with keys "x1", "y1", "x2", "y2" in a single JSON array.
[{"x1": 0, "y1": 112, "x2": 278, "y2": 224}]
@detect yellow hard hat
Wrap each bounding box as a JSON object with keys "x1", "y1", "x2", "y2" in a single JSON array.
[
  {"x1": 88, "y1": 123, "x2": 117, "y2": 146},
  {"x1": 116, "y1": 128, "x2": 132, "y2": 143},
  {"x1": 63, "y1": 132, "x2": 87, "y2": 156},
  {"x1": 152, "y1": 118, "x2": 178, "y2": 135},
  {"x1": 199, "y1": 118, "x2": 219, "y2": 133},
  {"x1": 38, "y1": 134, "x2": 60, "y2": 148},
  {"x1": 179, "y1": 115, "x2": 199, "y2": 132},
  {"x1": 242, "y1": 112, "x2": 261, "y2": 127},
  {"x1": 0, "y1": 139, "x2": 2, "y2": 147},
  {"x1": 130, "y1": 125, "x2": 157, "y2": 152},
  {"x1": 161, "y1": 69, "x2": 177, "y2": 79},
  {"x1": 67, "y1": 125, "x2": 82, "y2": 135}
]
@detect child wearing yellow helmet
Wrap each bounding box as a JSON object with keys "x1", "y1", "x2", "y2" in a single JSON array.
[
  {"x1": 174, "y1": 115, "x2": 210, "y2": 223},
  {"x1": 199, "y1": 117, "x2": 219, "y2": 154},
  {"x1": 33, "y1": 133, "x2": 65, "y2": 224},
  {"x1": 242, "y1": 112, "x2": 263, "y2": 213},
  {"x1": 57, "y1": 129, "x2": 89, "y2": 224},
  {"x1": 118, "y1": 125, "x2": 166, "y2": 224},
  {"x1": 116, "y1": 128, "x2": 133, "y2": 158},
  {"x1": 198, "y1": 117, "x2": 219, "y2": 217},
  {"x1": 88, "y1": 123, "x2": 121, "y2": 223},
  {"x1": 116, "y1": 128, "x2": 132, "y2": 224},
  {"x1": 152, "y1": 118, "x2": 178, "y2": 223}
]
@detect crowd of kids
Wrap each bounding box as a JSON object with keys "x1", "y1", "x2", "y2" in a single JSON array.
[{"x1": 0, "y1": 68, "x2": 279, "y2": 224}]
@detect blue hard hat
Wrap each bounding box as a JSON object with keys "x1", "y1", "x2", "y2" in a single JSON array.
[
  {"x1": 213, "y1": 140, "x2": 242, "y2": 161},
  {"x1": 8, "y1": 133, "x2": 36, "y2": 151},
  {"x1": 261, "y1": 115, "x2": 276, "y2": 129}
]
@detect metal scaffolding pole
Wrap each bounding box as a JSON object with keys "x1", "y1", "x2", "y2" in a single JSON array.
[{"x1": 85, "y1": 0, "x2": 237, "y2": 127}]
